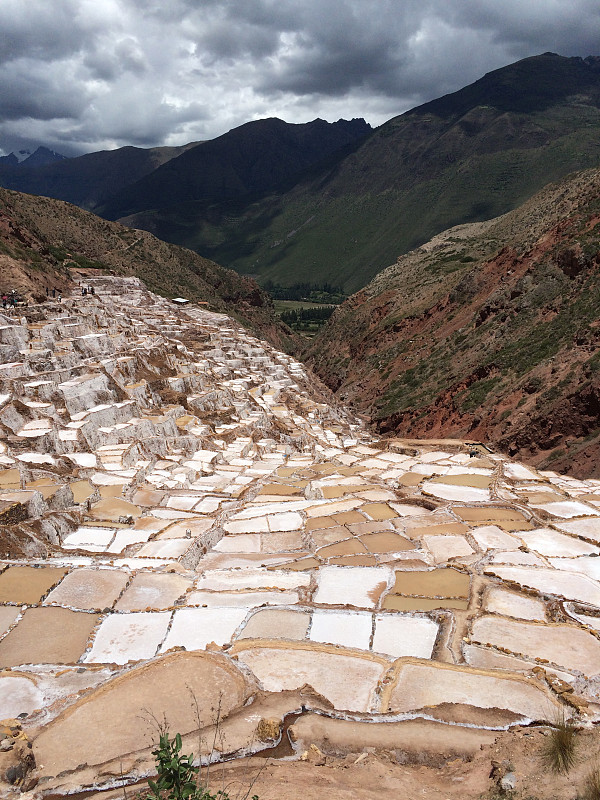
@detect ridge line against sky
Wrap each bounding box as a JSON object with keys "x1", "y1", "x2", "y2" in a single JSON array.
[{"x1": 1, "y1": 0, "x2": 600, "y2": 157}]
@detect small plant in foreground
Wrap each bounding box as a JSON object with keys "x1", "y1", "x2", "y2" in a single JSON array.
[
  {"x1": 541, "y1": 714, "x2": 578, "y2": 774},
  {"x1": 146, "y1": 731, "x2": 258, "y2": 800}
]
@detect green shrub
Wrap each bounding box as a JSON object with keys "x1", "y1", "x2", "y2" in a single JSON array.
[{"x1": 146, "y1": 732, "x2": 258, "y2": 800}]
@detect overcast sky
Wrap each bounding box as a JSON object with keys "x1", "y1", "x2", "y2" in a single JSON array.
[{"x1": 2, "y1": 0, "x2": 600, "y2": 157}]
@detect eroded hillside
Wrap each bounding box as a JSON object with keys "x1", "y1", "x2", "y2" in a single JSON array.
[{"x1": 306, "y1": 167, "x2": 600, "y2": 477}]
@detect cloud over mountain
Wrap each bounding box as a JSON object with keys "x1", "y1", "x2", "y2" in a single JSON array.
[{"x1": 2, "y1": 0, "x2": 600, "y2": 155}]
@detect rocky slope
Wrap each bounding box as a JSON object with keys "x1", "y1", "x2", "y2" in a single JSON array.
[
  {"x1": 0, "y1": 187, "x2": 297, "y2": 352},
  {"x1": 306, "y1": 167, "x2": 600, "y2": 477}
]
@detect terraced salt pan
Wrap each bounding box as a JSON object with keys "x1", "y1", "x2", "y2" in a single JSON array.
[
  {"x1": 195, "y1": 568, "x2": 310, "y2": 591},
  {"x1": 63, "y1": 527, "x2": 116, "y2": 551},
  {"x1": 384, "y1": 661, "x2": 564, "y2": 720},
  {"x1": 233, "y1": 643, "x2": 387, "y2": 712},
  {"x1": 522, "y1": 528, "x2": 600, "y2": 557},
  {"x1": 0, "y1": 675, "x2": 44, "y2": 718},
  {"x1": 116, "y1": 573, "x2": 191, "y2": 611},
  {"x1": 160, "y1": 607, "x2": 248, "y2": 651},
  {"x1": 372, "y1": 614, "x2": 439, "y2": 659},
  {"x1": 0, "y1": 605, "x2": 20, "y2": 635},
  {"x1": 489, "y1": 550, "x2": 545, "y2": 566},
  {"x1": 0, "y1": 566, "x2": 68, "y2": 604},
  {"x1": 483, "y1": 587, "x2": 546, "y2": 621},
  {"x1": 32, "y1": 651, "x2": 251, "y2": 775},
  {"x1": 136, "y1": 539, "x2": 191, "y2": 558},
  {"x1": 0, "y1": 607, "x2": 99, "y2": 666},
  {"x1": 422, "y1": 534, "x2": 474, "y2": 563},
  {"x1": 214, "y1": 534, "x2": 262, "y2": 553},
  {"x1": 547, "y1": 556, "x2": 600, "y2": 581},
  {"x1": 313, "y1": 566, "x2": 392, "y2": 608},
  {"x1": 44, "y1": 568, "x2": 129, "y2": 610},
  {"x1": 532, "y1": 500, "x2": 600, "y2": 518},
  {"x1": 186, "y1": 589, "x2": 300, "y2": 607},
  {"x1": 471, "y1": 616, "x2": 600, "y2": 676},
  {"x1": 462, "y1": 644, "x2": 574, "y2": 681},
  {"x1": 239, "y1": 608, "x2": 310, "y2": 640},
  {"x1": 84, "y1": 612, "x2": 171, "y2": 664},
  {"x1": 564, "y1": 604, "x2": 600, "y2": 631},
  {"x1": 470, "y1": 526, "x2": 520, "y2": 551},
  {"x1": 486, "y1": 566, "x2": 600, "y2": 607},
  {"x1": 556, "y1": 517, "x2": 600, "y2": 543},
  {"x1": 309, "y1": 610, "x2": 372, "y2": 649},
  {"x1": 422, "y1": 482, "x2": 490, "y2": 502}
]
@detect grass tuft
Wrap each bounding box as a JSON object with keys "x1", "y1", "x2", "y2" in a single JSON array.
[{"x1": 541, "y1": 714, "x2": 578, "y2": 774}]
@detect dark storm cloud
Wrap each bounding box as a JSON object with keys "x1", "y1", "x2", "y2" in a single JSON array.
[{"x1": 0, "y1": 0, "x2": 599, "y2": 156}]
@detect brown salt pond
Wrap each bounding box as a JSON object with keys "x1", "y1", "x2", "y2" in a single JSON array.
[
  {"x1": 429, "y1": 473, "x2": 492, "y2": 489},
  {"x1": 88, "y1": 497, "x2": 142, "y2": 520},
  {"x1": 390, "y1": 568, "x2": 470, "y2": 599},
  {"x1": 258, "y1": 483, "x2": 305, "y2": 496},
  {"x1": 99, "y1": 483, "x2": 127, "y2": 499},
  {"x1": 361, "y1": 503, "x2": 397, "y2": 521},
  {"x1": 69, "y1": 479, "x2": 95, "y2": 504},
  {"x1": 272, "y1": 556, "x2": 320, "y2": 571},
  {"x1": 397, "y1": 472, "x2": 424, "y2": 487},
  {"x1": 305, "y1": 511, "x2": 365, "y2": 530},
  {"x1": 237, "y1": 608, "x2": 310, "y2": 640},
  {"x1": 311, "y1": 527, "x2": 355, "y2": 547},
  {"x1": 332, "y1": 511, "x2": 367, "y2": 525},
  {"x1": 0, "y1": 606, "x2": 99, "y2": 666},
  {"x1": 328, "y1": 554, "x2": 378, "y2": 566},
  {"x1": 403, "y1": 521, "x2": 470, "y2": 539},
  {"x1": 0, "y1": 605, "x2": 20, "y2": 635},
  {"x1": 316, "y1": 539, "x2": 368, "y2": 558},
  {"x1": 360, "y1": 531, "x2": 416, "y2": 554},
  {"x1": 452, "y1": 506, "x2": 533, "y2": 531},
  {"x1": 382, "y1": 595, "x2": 469, "y2": 611},
  {"x1": 0, "y1": 468, "x2": 21, "y2": 488},
  {"x1": 0, "y1": 566, "x2": 68, "y2": 604},
  {"x1": 25, "y1": 478, "x2": 61, "y2": 499}
]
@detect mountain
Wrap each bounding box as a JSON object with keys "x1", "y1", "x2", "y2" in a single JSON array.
[
  {"x1": 0, "y1": 145, "x2": 67, "y2": 168},
  {"x1": 98, "y1": 117, "x2": 372, "y2": 219},
  {"x1": 19, "y1": 145, "x2": 67, "y2": 167},
  {"x1": 305, "y1": 166, "x2": 600, "y2": 477},
  {"x1": 169, "y1": 52, "x2": 600, "y2": 292},
  {"x1": 0, "y1": 142, "x2": 198, "y2": 210},
  {"x1": 0, "y1": 187, "x2": 297, "y2": 352}
]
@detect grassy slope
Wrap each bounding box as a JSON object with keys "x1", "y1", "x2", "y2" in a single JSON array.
[
  {"x1": 305, "y1": 167, "x2": 600, "y2": 476},
  {"x1": 217, "y1": 107, "x2": 600, "y2": 292}
]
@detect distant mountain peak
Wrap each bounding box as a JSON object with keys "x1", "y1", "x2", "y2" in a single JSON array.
[
  {"x1": 0, "y1": 145, "x2": 67, "y2": 168},
  {"x1": 20, "y1": 146, "x2": 67, "y2": 167}
]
